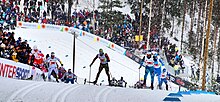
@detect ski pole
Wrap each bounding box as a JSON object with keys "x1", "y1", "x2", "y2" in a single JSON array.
[
  {"x1": 89, "y1": 66, "x2": 92, "y2": 85},
  {"x1": 109, "y1": 70, "x2": 113, "y2": 79},
  {"x1": 139, "y1": 67, "x2": 140, "y2": 83}
]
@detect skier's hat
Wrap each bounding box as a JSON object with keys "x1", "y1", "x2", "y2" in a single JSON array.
[
  {"x1": 51, "y1": 52, "x2": 55, "y2": 56},
  {"x1": 146, "y1": 51, "x2": 151, "y2": 55},
  {"x1": 163, "y1": 68, "x2": 166, "y2": 72},
  {"x1": 99, "y1": 48, "x2": 103, "y2": 52}
]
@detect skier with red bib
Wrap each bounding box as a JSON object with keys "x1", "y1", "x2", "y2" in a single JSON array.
[{"x1": 90, "y1": 49, "x2": 111, "y2": 85}]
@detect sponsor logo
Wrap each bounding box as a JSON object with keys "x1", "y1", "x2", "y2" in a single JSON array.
[
  {"x1": 16, "y1": 67, "x2": 30, "y2": 79},
  {"x1": 0, "y1": 63, "x2": 16, "y2": 78}
]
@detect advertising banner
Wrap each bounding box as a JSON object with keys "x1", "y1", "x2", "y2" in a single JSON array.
[
  {"x1": 17, "y1": 21, "x2": 126, "y2": 55},
  {"x1": 0, "y1": 58, "x2": 42, "y2": 80}
]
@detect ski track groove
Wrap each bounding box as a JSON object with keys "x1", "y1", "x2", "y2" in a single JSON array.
[
  {"x1": 20, "y1": 83, "x2": 46, "y2": 99},
  {"x1": 51, "y1": 84, "x2": 78, "y2": 102},
  {"x1": 95, "y1": 87, "x2": 109, "y2": 102},
  {"x1": 6, "y1": 82, "x2": 39, "y2": 102},
  {"x1": 102, "y1": 88, "x2": 114, "y2": 102},
  {"x1": 59, "y1": 85, "x2": 83, "y2": 102}
]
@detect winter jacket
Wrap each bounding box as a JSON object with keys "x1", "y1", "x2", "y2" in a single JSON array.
[{"x1": 61, "y1": 72, "x2": 77, "y2": 80}]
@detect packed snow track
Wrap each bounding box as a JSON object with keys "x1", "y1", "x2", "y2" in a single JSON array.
[{"x1": 0, "y1": 77, "x2": 220, "y2": 102}]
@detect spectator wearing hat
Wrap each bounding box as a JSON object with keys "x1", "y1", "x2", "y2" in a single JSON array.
[{"x1": 17, "y1": 47, "x2": 29, "y2": 64}]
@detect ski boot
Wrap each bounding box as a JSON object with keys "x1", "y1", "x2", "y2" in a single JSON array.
[
  {"x1": 48, "y1": 77, "x2": 52, "y2": 82},
  {"x1": 26, "y1": 75, "x2": 33, "y2": 80},
  {"x1": 41, "y1": 74, "x2": 46, "y2": 81},
  {"x1": 92, "y1": 80, "x2": 97, "y2": 85},
  {"x1": 88, "y1": 80, "x2": 97, "y2": 85},
  {"x1": 150, "y1": 83, "x2": 154, "y2": 90},
  {"x1": 56, "y1": 78, "x2": 59, "y2": 83},
  {"x1": 166, "y1": 84, "x2": 168, "y2": 91},
  {"x1": 159, "y1": 85, "x2": 162, "y2": 90}
]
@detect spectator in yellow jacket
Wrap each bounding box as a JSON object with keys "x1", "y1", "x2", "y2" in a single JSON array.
[
  {"x1": 11, "y1": 52, "x2": 19, "y2": 62},
  {"x1": 174, "y1": 63, "x2": 180, "y2": 76}
]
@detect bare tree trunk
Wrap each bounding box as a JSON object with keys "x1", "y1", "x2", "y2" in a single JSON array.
[
  {"x1": 212, "y1": 25, "x2": 218, "y2": 85},
  {"x1": 68, "y1": 0, "x2": 73, "y2": 22},
  {"x1": 181, "y1": 0, "x2": 187, "y2": 52},
  {"x1": 196, "y1": 0, "x2": 202, "y2": 47},
  {"x1": 171, "y1": 16, "x2": 174, "y2": 37},
  {"x1": 202, "y1": 0, "x2": 214, "y2": 91},
  {"x1": 189, "y1": 0, "x2": 195, "y2": 49},
  {"x1": 218, "y1": 0, "x2": 220, "y2": 74},
  {"x1": 199, "y1": 0, "x2": 208, "y2": 85}
]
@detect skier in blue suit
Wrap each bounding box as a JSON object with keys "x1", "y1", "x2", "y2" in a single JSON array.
[{"x1": 159, "y1": 68, "x2": 170, "y2": 90}]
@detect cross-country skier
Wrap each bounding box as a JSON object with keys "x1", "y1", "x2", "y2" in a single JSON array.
[
  {"x1": 89, "y1": 48, "x2": 111, "y2": 85},
  {"x1": 153, "y1": 53, "x2": 164, "y2": 88},
  {"x1": 139, "y1": 51, "x2": 155, "y2": 90},
  {"x1": 154, "y1": 61, "x2": 161, "y2": 88},
  {"x1": 159, "y1": 68, "x2": 169, "y2": 90},
  {"x1": 28, "y1": 45, "x2": 44, "y2": 67},
  {"x1": 45, "y1": 52, "x2": 62, "y2": 82},
  {"x1": 58, "y1": 64, "x2": 66, "y2": 79},
  {"x1": 61, "y1": 69, "x2": 77, "y2": 84}
]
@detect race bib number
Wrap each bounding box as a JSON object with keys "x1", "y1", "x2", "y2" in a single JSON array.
[
  {"x1": 68, "y1": 75, "x2": 73, "y2": 79},
  {"x1": 100, "y1": 58, "x2": 106, "y2": 62},
  {"x1": 146, "y1": 61, "x2": 153, "y2": 65},
  {"x1": 50, "y1": 61, "x2": 56, "y2": 65}
]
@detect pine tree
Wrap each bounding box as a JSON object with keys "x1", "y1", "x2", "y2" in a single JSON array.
[
  {"x1": 213, "y1": 0, "x2": 220, "y2": 74},
  {"x1": 188, "y1": 0, "x2": 198, "y2": 60},
  {"x1": 196, "y1": 0, "x2": 203, "y2": 47},
  {"x1": 181, "y1": 0, "x2": 187, "y2": 52}
]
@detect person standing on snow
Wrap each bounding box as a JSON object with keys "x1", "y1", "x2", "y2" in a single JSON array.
[
  {"x1": 89, "y1": 48, "x2": 111, "y2": 85},
  {"x1": 139, "y1": 51, "x2": 155, "y2": 90},
  {"x1": 45, "y1": 52, "x2": 62, "y2": 82}
]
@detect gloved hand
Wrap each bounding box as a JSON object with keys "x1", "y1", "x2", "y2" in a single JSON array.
[{"x1": 139, "y1": 66, "x2": 142, "y2": 69}]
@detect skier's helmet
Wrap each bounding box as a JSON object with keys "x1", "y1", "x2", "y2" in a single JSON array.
[
  {"x1": 163, "y1": 68, "x2": 166, "y2": 72},
  {"x1": 140, "y1": 77, "x2": 144, "y2": 81},
  {"x1": 99, "y1": 48, "x2": 104, "y2": 55},
  {"x1": 33, "y1": 45, "x2": 38, "y2": 51},
  {"x1": 68, "y1": 69, "x2": 71, "y2": 73},
  {"x1": 51, "y1": 52, "x2": 55, "y2": 58},
  {"x1": 146, "y1": 51, "x2": 151, "y2": 58}
]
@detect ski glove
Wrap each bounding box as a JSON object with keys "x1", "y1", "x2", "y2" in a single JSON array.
[{"x1": 139, "y1": 61, "x2": 144, "y2": 69}]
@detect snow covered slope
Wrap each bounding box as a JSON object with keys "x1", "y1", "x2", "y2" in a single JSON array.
[
  {"x1": 0, "y1": 77, "x2": 219, "y2": 102},
  {"x1": 13, "y1": 27, "x2": 143, "y2": 86}
]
